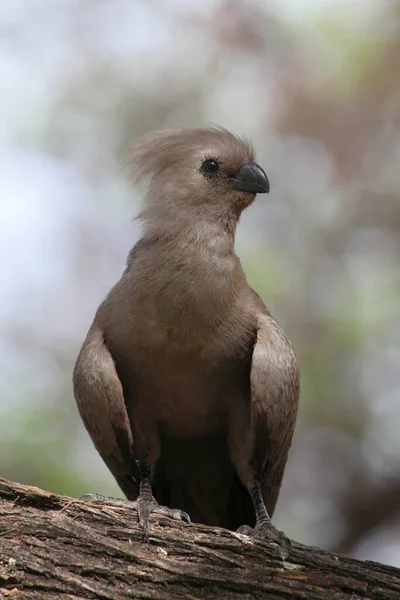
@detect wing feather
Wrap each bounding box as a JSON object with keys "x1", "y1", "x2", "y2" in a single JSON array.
[
  {"x1": 73, "y1": 323, "x2": 139, "y2": 499},
  {"x1": 250, "y1": 311, "x2": 299, "y2": 516}
]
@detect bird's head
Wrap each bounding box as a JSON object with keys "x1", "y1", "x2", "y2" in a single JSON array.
[{"x1": 128, "y1": 127, "x2": 269, "y2": 228}]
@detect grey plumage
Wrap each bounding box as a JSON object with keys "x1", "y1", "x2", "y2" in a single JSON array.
[{"x1": 73, "y1": 127, "x2": 299, "y2": 535}]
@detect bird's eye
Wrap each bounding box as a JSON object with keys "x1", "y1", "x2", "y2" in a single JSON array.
[{"x1": 201, "y1": 158, "x2": 220, "y2": 176}]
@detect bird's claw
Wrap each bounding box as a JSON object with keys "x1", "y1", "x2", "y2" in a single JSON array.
[
  {"x1": 79, "y1": 493, "x2": 190, "y2": 539},
  {"x1": 236, "y1": 522, "x2": 291, "y2": 559},
  {"x1": 155, "y1": 505, "x2": 191, "y2": 524},
  {"x1": 135, "y1": 497, "x2": 190, "y2": 540}
]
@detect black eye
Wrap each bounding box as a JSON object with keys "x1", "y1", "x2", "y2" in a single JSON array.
[{"x1": 201, "y1": 158, "x2": 220, "y2": 176}]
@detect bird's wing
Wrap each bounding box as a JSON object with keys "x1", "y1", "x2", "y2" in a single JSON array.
[
  {"x1": 73, "y1": 322, "x2": 139, "y2": 499},
  {"x1": 250, "y1": 303, "x2": 300, "y2": 517}
]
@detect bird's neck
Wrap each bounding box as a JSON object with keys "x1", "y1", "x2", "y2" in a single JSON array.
[
  {"x1": 134, "y1": 214, "x2": 244, "y2": 335},
  {"x1": 143, "y1": 219, "x2": 236, "y2": 256},
  {"x1": 139, "y1": 201, "x2": 240, "y2": 246}
]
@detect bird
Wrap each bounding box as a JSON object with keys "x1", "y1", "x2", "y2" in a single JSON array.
[{"x1": 73, "y1": 127, "x2": 300, "y2": 552}]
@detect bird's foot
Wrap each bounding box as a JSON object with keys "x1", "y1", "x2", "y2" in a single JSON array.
[
  {"x1": 80, "y1": 493, "x2": 190, "y2": 539},
  {"x1": 236, "y1": 521, "x2": 291, "y2": 559},
  {"x1": 80, "y1": 492, "x2": 190, "y2": 539},
  {"x1": 135, "y1": 495, "x2": 190, "y2": 540}
]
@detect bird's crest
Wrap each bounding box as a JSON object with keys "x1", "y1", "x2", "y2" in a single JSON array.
[{"x1": 126, "y1": 127, "x2": 254, "y2": 183}]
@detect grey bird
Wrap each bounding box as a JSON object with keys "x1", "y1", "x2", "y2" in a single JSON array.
[{"x1": 73, "y1": 127, "x2": 299, "y2": 550}]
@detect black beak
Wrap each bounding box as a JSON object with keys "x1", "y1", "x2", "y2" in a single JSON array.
[{"x1": 231, "y1": 161, "x2": 270, "y2": 194}]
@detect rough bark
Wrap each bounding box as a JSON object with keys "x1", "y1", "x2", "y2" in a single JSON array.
[{"x1": 0, "y1": 479, "x2": 399, "y2": 600}]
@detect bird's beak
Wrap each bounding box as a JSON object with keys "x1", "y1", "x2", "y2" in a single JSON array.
[{"x1": 231, "y1": 161, "x2": 270, "y2": 194}]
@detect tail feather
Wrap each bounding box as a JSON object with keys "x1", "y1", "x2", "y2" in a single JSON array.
[{"x1": 153, "y1": 433, "x2": 255, "y2": 530}]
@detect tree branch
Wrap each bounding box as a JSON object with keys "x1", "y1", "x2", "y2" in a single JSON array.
[{"x1": 0, "y1": 479, "x2": 399, "y2": 599}]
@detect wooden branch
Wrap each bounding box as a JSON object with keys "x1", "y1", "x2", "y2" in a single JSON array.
[{"x1": 0, "y1": 479, "x2": 399, "y2": 600}]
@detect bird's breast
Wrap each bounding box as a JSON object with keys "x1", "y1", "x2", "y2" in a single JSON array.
[
  {"x1": 128, "y1": 358, "x2": 249, "y2": 438},
  {"x1": 131, "y1": 250, "x2": 246, "y2": 350}
]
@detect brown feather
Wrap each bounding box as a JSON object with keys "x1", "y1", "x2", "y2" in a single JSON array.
[
  {"x1": 249, "y1": 306, "x2": 300, "y2": 516},
  {"x1": 73, "y1": 126, "x2": 299, "y2": 531},
  {"x1": 126, "y1": 126, "x2": 254, "y2": 184}
]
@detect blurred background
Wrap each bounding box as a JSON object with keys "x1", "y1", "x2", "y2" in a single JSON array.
[{"x1": 1, "y1": 0, "x2": 400, "y2": 566}]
